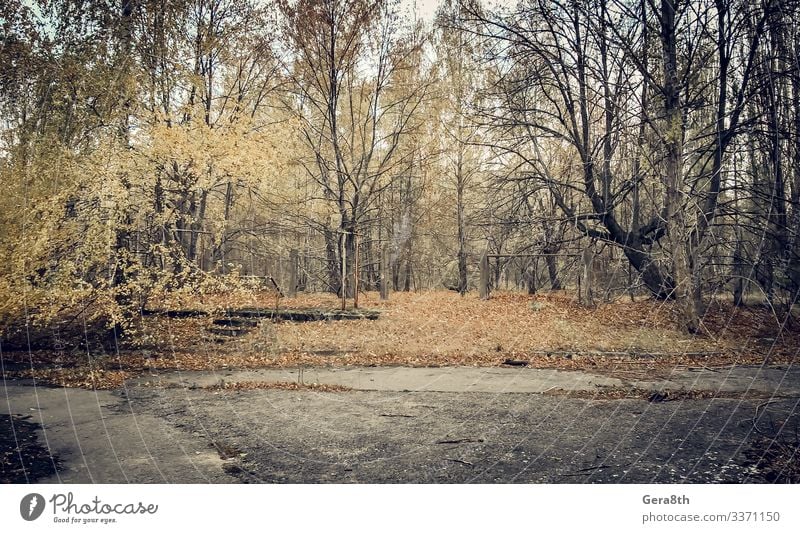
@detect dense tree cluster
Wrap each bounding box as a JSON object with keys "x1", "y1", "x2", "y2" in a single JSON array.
[{"x1": 1, "y1": 0, "x2": 798, "y2": 333}]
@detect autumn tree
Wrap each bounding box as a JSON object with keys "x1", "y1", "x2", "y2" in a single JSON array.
[
  {"x1": 433, "y1": 0, "x2": 487, "y2": 295},
  {"x1": 462, "y1": 0, "x2": 777, "y2": 331},
  {"x1": 279, "y1": 0, "x2": 428, "y2": 298},
  {"x1": 0, "y1": 0, "x2": 289, "y2": 333}
]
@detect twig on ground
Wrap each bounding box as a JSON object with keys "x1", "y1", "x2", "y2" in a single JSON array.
[
  {"x1": 436, "y1": 437, "x2": 485, "y2": 445},
  {"x1": 562, "y1": 462, "x2": 632, "y2": 476},
  {"x1": 752, "y1": 399, "x2": 781, "y2": 436}
]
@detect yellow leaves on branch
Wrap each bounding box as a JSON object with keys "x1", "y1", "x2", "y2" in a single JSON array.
[
  {"x1": 0, "y1": 110, "x2": 300, "y2": 329},
  {"x1": 147, "y1": 118, "x2": 293, "y2": 191}
]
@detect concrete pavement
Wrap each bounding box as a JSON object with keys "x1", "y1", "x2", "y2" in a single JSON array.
[{"x1": 2, "y1": 364, "x2": 799, "y2": 483}]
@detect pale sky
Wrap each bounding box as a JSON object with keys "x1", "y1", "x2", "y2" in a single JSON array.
[
  {"x1": 401, "y1": 0, "x2": 516, "y2": 22},
  {"x1": 399, "y1": 0, "x2": 442, "y2": 22}
]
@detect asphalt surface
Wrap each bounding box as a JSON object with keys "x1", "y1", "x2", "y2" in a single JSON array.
[{"x1": 2, "y1": 365, "x2": 799, "y2": 483}]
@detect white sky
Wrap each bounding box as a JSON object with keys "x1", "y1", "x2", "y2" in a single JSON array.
[
  {"x1": 401, "y1": 0, "x2": 441, "y2": 21},
  {"x1": 400, "y1": 0, "x2": 515, "y2": 23}
]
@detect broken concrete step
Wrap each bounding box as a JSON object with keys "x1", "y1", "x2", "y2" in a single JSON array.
[
  {"x1": 206, "y1": 327, "x2": 252, "y2": 338},
  {"x1": 212, "y1": 318, "x2": 262, "y2": 328},
  {"x1": 225, "y1": 308, "x2": 381, "y2": 321},
  {"x1": 146, "y1": 307, "x2": 382, "y2": 322},
  {"x1": 143, "y1": 309, "x2": 209, "y2": 318}
]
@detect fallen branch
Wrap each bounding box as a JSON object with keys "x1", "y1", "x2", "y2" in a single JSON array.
[
  {"x1": 436, "y1": 437, "x2": 485, "y2": 445},
  {"x1": 561, "y1": 462, "x2": 632, "y2": 476},
  {"x1": 752, "y1": 399, "x2": 782, "y2": 436},
  {"x1": 446, "y1": 458, "x2": 474, "y2": 466}
]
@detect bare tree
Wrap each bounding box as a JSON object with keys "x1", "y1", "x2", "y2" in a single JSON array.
[
  {"x1": 280, "y1": 0, "x2": 428, "y2": 297},
  {"x1": 462, "y1": 0, "x2": 773, "y2": 331}
]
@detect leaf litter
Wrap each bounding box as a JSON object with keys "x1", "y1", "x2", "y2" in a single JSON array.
[{"x1": 3, "y1": 290, "x2": 797, "y2": 389}]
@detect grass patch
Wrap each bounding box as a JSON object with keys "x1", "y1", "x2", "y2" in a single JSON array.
[{"x1": 198, "y1": 381, "x2": 352, "y2": 393}]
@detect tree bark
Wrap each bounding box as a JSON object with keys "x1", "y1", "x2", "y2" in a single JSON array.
[
  {"x1": 661, "y1": 0, "x2": 700, "y2": 332},
  {"x1": 479, "y1": 249, "x2": 490, "y2": 300}
]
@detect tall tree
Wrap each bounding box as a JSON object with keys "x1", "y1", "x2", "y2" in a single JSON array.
[
  {"x1": 463, "y1": 0, "x2": 772, "y2": 331},
  {"x1": 280, "y1": 0, "x2": 427, "y2": 297}
]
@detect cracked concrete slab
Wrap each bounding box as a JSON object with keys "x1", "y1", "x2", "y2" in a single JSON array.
[
  {"x1": 1, "y1": 382, "x2": 235, "y2": 483},
  {"x1": 129, "y1": 364, "x2": 800, "y2": 396},
  {"x1": 3, "y1": 364, "x2": 799, "y2": 483}
]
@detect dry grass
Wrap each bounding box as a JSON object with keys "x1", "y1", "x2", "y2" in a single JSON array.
[
  {"x1": 272, "y1": 291, "x2": 704, "y2": 356},
  {"x1": 542, "y1": 387, "x2": 795, "y2": 401},
  {"x1": 177, "y1": 289, "x2": 796, "y2": 360},
  {"x1": 197, "y1": 381, "x2": 352, "y2": 392},
  {"x1": 12, "y1": 368, "x2": 133, "y2": 390},
  {"x1": 4, "y1": 289, "x2": 798, "y2": 388}
]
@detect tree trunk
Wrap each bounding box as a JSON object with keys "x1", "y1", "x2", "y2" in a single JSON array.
[
  {"x1": 661, "y1": 0, "x2": 700, "y2": 332},
  {"x1": 380, "y1": 245, "x2": 389, "y2": 300},
  {"x1": 456, "y1": 149, "x2": 468, "y2": 295},
  {"x1": 545, "y1": 254, "x2": 561, "y2": 290},
  {"x1": 340, "y1": 230, "x2": 347, "y2": 309},
  {"x1": 524, "y1": 261, "x2": 536, "y2": 295},
  {"x1": 732, "y1": 240, "x2": 745, "y2": 306},
  {"x1": 479, "y1": 250, "x2": 490, "y2": 300},
  {"x1": 324, "y1": 228, "x2": 341, "y2": 295},
  {"x1": 287, "y1": 249, "x2": 298, "y2": 298},
  {"x1": 580, "y1": 247, "x2": 594, "y2": 306},
  {"x1": 187, "y1": 189, "x2": 207, "y2": 265}
]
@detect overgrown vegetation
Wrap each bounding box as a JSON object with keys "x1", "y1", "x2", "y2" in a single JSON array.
[
  {"x1": 2, "y1": 291, "x2": 795, "y2": 389},
  {"x1": 1, "y1": 0, "x2": 799, "y2": 347}
]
